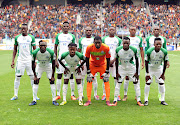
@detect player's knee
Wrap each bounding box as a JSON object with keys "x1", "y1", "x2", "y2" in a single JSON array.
[
  {"x1": 70, "y1": 74, "x2": 73, "y2": 79},
  {"x1": 50, "y1": 80, "x2": 54, "y2": 84},
  {"x1": 159, "y1": 83, "x2": 164, "y2": 85},
  {"x1": 126, "y1": 76, "x2": 129, "y2": 80},
  {"x1": 57, "y1": 74, "x2": 62, "y2": 79},
  {"x1": 76, "y1": 79, "x2": 81, "y2": 84},
  {"x1": 64, "y1": 79, "x2": 69, "y2": 84},
  {"x1": 146, "y1": 83, "x2": 151, "y2": 85},
  {"x1": 133, "y1": 82, "x2": 137, "y2": 84}
]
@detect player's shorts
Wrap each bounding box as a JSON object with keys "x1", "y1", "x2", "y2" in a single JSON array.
[
  {"x1": 15, "y1": 60, "x2": 33, "y2": 76},
  {"x1": 146, "y1": 66, "x2": 164, "y2": 84},
  {"x1": 118, "y1": 65, "x2": 136, "y2": 83},
  {"x1": 90, "y1": 63, "x2": 106, "y2": 79},
  {"x1": 81, "y1": 63, "x2": 98, "y2": 77},
  {"x1": 63, "y1": 66, "x2": 81, "y2": 79},
  {"x1": 109, "y1": 63, "x2": 116, "y2": 77},
  {"x1": 36, "y1": 63, "x2": 52, "y2": 79},
  {"x1": 56, "y1": 61, "x2": 65, "y2": 74}
]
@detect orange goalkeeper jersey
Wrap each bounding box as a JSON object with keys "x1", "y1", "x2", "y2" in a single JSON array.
[{"x1": 85, "y1": 43, "x2": 111, "y2": 67}]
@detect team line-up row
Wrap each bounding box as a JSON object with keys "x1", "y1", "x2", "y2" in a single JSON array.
[{"x1": 10, "y1": 22, "x2": 169, "y2": 106}]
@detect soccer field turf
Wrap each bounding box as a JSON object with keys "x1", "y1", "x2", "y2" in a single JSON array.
[{"x1": 0, "y1": 50, "x2": 180, "y2": 125}]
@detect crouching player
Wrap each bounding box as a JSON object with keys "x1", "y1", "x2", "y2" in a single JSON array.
[
  {"x1": 144, "y1": 38, "x2": 168, "y2": 106},
  {"x1": 58, "y1": 43, "x2": 85, "y2": 106},
  {"x1": 84, "y1": 36, "x2": 112, "y2": 106},
  {"x1": 113, "y1": 37, "x2": 144, "y2": 106},
  {"x1": 29, "y1": 40, "x2": 58, "y2": 106}
]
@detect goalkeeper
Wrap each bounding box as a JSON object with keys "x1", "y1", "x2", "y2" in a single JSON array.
[{"x1": 84, "y1": 36, "x2": 112, "y2": 106}]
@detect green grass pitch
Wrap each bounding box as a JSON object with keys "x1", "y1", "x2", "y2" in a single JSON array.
[{"x1": 0, "y1": 50, "x2": 180, "y2": 125}]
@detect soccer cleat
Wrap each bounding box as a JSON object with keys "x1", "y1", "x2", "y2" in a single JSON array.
[
  {"x1": 71, "y1": 95, "x2": 76, "y2": 100},
  {"x1": 101, "y1": 95, "x2": 106, "y2": 101},
  {"x1": 112, "y1": 101, "x2": 117, "y2": 106},
  {"x1": 36, "y1": 97, "x2": 40, "y2": 100},
  {"x1": 10, "y1": 96, "x2": 18, "y2": 100},
  {"x1": 144, "y1": 101, "x2": 149, "y2": 106},
  {"x1": 94, "y1": 95, "x2": 100, "y2": 100},
  {"x1": 122, "y1": 95, "x2": 128, "y2": 101},
  {"x1": 161, "y1": 101, "x2": 168, "y2": 106},
  {"x1": 29, "y1": 101, "x2": 37, "y2": 106},
  {"x1": 117, "y1": 95, "x2": 121, "y2": 101},
  {"x1": 84, "y1": 101, "x2": 91, "y2": 106},
  {"x1": 137, "y1": 101, "x2": 144, "y2": 106},
  {"x1": 52, "y1": 101, "x2": 59, "y2": 106},
  {"x1": 55, "y1": 96, "x2": 61, "y2": 100},
  {"x1": 79, "y1": 100, "x2": 83, "y2": 106},
  {"x1": 60, "y1": 101, "x2": 67, "y2": 106},
  {"x1": 106, "y1": 101, "x2": 113, "y2": 106}
]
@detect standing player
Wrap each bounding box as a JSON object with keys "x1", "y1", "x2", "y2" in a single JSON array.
[
  {"x1": 123, "y1": 26, "x2": 144, "y2": 101},
  {"x1": 144, "y1": 38, "x2": 168, "y2": 106},
  {"x1": 29, "y1": 40, "x2": 58, "y2": 106},
  {"x1": 10, "y1": 24, "x2": 36, "y2": 100},
  {"x1": 54, "y1": 21, "x2": 76, "y2": 100},
  {"x1": 145, "y1": 26, "x2": 170, "y2": 100},
  {"x1": 113, "y1": 37, "x2": 144, "y2": 106},
  {"x1": 145, "y1": 26, "x2": 170, "y2": 68},
  {"x1": 78, "y1": 26, "x2": 99, "y2": 100},
  {"x1": 84, "y1": 36, "x2": 112, "y2": 106},
  {"x1": 58, "y1": 43, "x2": 85, "y2": 106},
  {"x1": 102, "y1": 27, "x2": 122, "y2": 101}
]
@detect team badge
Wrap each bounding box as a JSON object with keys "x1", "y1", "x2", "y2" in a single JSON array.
[
  {"x1": 96, "y1": 57, "x2": 100, "y2": 60},
  {"x1": 159, "y1": 55, "x2": 163, "y2": 58}
]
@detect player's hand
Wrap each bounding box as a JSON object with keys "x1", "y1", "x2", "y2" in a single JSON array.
[
  {"x1": 34, "y1": 76, "x2": 38, "y2": 82},
  {"x1": 50, "y1": 77, "x2": 55, "y2": 83},
  {"x1": 55, "y1": 61, "x2": 59, "y2": 68},
  {"x1": 110, "y1": 60, "x2": 115, "y2": 67},
  {"x1": 159, "y1": 74, "x2": 165, "y2": 80},
  {"x1": 116, "y1": 73, "x2": 121, "y2": 80},
  {"x1": 64, "y1": 67, "x2": 70, "y2": 74},
  {"x1": 167, "y1": 61, "x2": 170, "y2": 68},
  {"x1": 87, "y1": 70, "x2": 93, "y2": 82},
  {"x1": 11, "y1": 61, "x2": 15, "y2": 68},
  {"x1": 145, "y1": 75, "x2": 151, "y2": 82},
  {"x1": 141, "y1": 62, "x2": 144, "y2": 69},
  {"x1": 75, "y1": 67, "x2": 81, "y2": 75},
  {"x1": 81, "y1": 65, "x2": 84, "y2": 71},
  {"x1": 133, "y1": 73, "x2": 139, "y2": 82}
]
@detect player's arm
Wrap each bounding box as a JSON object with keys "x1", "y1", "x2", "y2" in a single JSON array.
[
  {"x1": 134, "y1": 51, "x2": 139, "y2": 81},
  {"x1": 163, "y1": 38, "x2": 170, "y2": 68},
  {"x1": 115, "y1": 55, "x2": 120, "y2": 79},
  {"x1": 31, "y1": 35, "x2": 36, "y2": 50},
  {"x1": 32, "y1": 60, "x2": 36, "y2": 78},
  {"x1": 160, "y1": 52, "x2": 168, "y2": 80},
  {"x1": 77, "y1": 38, "x2": 82, "y2": 52},
  {"x1": 145, "y1": 51, "x2": 151, "y2": 82},
  {"x1": 54, "y1": 35, "x2": 59, "y2": 68},
  {"x1": 85, "y1": 57, "x2": 90, "y2": 71},
  {"x1": 139, "y1": 36, "x2": 144, "y2": 69},
  {"x1": 106, "y1": 58, "x2": 110, "y2": 71},
  {"x1": 11, "y1": 44, "x2": 17, "y2": 68},
  {"x1": 145, "y1": 37, "x2": 149, "y2": 54},
  {"x1": 51, "y1": 51, "x2": 56, "y2": 81}
]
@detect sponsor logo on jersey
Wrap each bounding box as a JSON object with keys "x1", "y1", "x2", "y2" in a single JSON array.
[
  {"x1": 67, "y1": 37, "x2": 71, "y2": 40},
  {"x1": 74, "y1": 60, "x2": 78, "y2": 63},
  {"x1": 46, "y1": 56, "x2": 49, "y2": 59},
  {"x1": 129, "y1": 54, "x2": 132, "y2": 57},
  {"x1": 27, "y1": 39, "x2": 31, "y2": 42}
]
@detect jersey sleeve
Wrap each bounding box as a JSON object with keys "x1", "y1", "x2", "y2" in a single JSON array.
[
  {"x1": 138, "y1": 36, "x2": 143, "y2": 48},
  {"x1": 78, "y1": 38, "x2": 83, "y2": 50},
  {"x1": 85, "y1": 45, "x2": 91, "y2": 58},
  {"x1": 30, "y1": 35, "x2": 36, "y2": 46},
  {"x1": 115, "y1": 36, "x2": 122, "y2": 46},
  {"x1": 102, "y1": 37, "x2": 105, "y2": 43},
  {"x1": 163, "y1": 37, "x2": 167, "y2": 50},
  {"x1": 105, "y1": 46, "x2": 111, "y2": 58},
  {"x1": 76, "y1": 51, "x2": 85, "y2": 60},
  {"x1": 32, "y1": 48, "x2": 39, "y2": 61},
  {"x1": 47, "y1": 48, "x2": 56, "y2": 61},
  {"x1": 55, "y1": 34, "x2": 59, "y2": 45},
  {"x1": 72, "y1": 34, "x2": 76, "y2": 43},
  {"x1": 145, "y1": 37, "x2": 150, "y2": 54},
  {"x1": 161, "y1": 48, "x2": 169, "y2": 61},
  {"x1": 58, "y1": 52, "x2": 69, "y2": 61},
  {"x1": 14, "y1": 35, "x2": 18, "y2": 45}
]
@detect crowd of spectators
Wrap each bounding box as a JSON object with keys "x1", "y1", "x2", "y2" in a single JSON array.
[{"x1": 0, "y1": 4, "x2": 179, "y2": 43}]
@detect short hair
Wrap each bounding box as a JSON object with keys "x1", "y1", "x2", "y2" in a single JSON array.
[
  {"x1": 68, "y1": 43, "x2": 77, "y2": 47},
  {"x1": 39, "y1": 40, "x2": 43, "y2": 45},
  {"x1": 22, "y1": 23, "x2": 28, "y2": 26},
  {"x1": 123, "y1": 37, "x2": 130, "y2": 41},
  {"x1": 154, "y1": 38, "x2": 162, "y2": 43},
  {"x1": 63, "y1": 21, "x2": 69, "y2": 24},
  {"x1": 94, "y1": 36, "x2": 102, "y2": 41}
]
